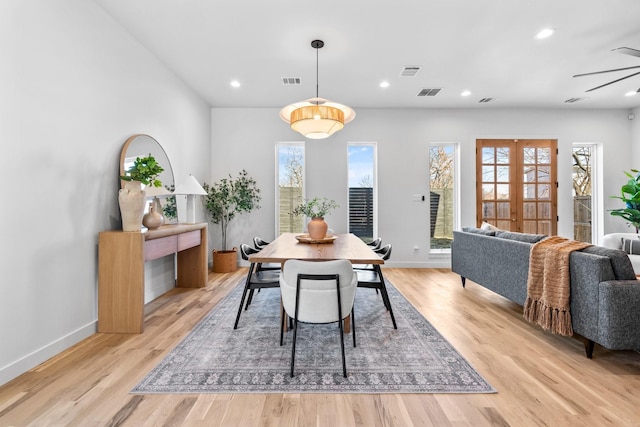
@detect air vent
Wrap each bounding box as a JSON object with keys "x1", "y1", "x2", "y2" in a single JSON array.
[
  {"x1": 478, "y1": 98, "x2": 495, "y2": 103},
  {"x1": 281, "y1": 77, "x2": 301, "y2": 85},
  {"x1": 400, "y1": 66, "x2": 422, "y2": 77},
  {"x1": 417, "y1": 88, "x2": 441, "y2": 97},
  {"x1": 564, "y1": 97, "x2": 584, "y2": 103}
]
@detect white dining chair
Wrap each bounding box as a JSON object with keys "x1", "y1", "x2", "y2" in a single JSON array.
[{"x1": 279, "y1": 259, "x2": 358, "y2": 378}]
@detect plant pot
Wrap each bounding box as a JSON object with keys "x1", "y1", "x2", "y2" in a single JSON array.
[
  {"x1": 307, "y1": 217, "x2": 328, "y2": 239},
  {"x1": 119, "y1": 180, "x2": 146, "y2": 232},
  {"x1": 212, "y1": 248, "x2": 238, "y2": 273}
]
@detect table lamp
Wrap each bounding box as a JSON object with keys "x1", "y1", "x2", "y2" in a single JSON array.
[{"x1": 174, "y1": 174, "x2": 207, "y2": 224}]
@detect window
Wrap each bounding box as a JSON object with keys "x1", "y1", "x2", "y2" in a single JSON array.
[
  {"x1": 348, "y1": 143, "x2": 376, "y2": 241},
  {"x1": 277, "y1": 143, "x2": 305, "y2": 234},
  {"x1": 572, "y1": 143, "x2": 597, "y2": 243},
  {"x1": 429, "y1": 143, "x2": 458, "y2": 252}
]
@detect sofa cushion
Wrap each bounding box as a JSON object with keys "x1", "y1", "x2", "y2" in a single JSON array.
[
  {"x1": 462, "y1": 227, "x2": 496, "y2": 236},
  {"x1": 580, "y1": 246, "x2": 637, "y2": 280},
  {"x1": 621, "y1": 237, "x2": 640, "y2": 255},
  {"x1": 480, "y1": 221, "x2": 500, "y2": 231},
  {"x1": 494, "y1": 230, "x2": 547, "y2": 243}
]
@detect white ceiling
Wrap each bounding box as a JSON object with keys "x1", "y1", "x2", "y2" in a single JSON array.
[{"x1": 96, "y1": 0, "x2": 640, "y2": 110}]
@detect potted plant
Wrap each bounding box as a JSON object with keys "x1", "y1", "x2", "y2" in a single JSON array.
[
  {"x1": 120, "y1": 154, "x2": 164, "y2": 188},
  {"x1": 118, "y1": 154, "x2": 164, "y2": 232},
  {"x1": 293, "y1": 196, "x2": 339, "y2": 239},
  {"x1": 610, "y1": 169, "x2": 640, "y2": 232},
  {"x1": 203, "y1": 170, "x2": 261, "y2": 272}
]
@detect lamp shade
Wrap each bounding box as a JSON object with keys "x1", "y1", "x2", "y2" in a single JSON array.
[
  {"x1": 280, "y1": 97, "x2": 355, "y2": 140},
  {"x1": 173, "y1": 174, "x2": 207, "y2": 195},
  {"x1": 144, "y1": 185, "x2": 173, "y2": 198}
]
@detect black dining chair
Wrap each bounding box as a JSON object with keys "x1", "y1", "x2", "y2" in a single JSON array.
[
  {"x1": 354, "y1": 237, "x2": 383, "y2": 272},
  {"x1": 355, "y1": 244, "x2": 397, "y2": 329},
  {"x1": 252, "y1": 236, "x2": 280, "y2": 272},
  {"x1": 253, "y1": 236, "x2": 271, "y2": 249},
  {"x1": 233, "y1": 244, "x2": 280, "y2": 329},
  {"x1": 366, "y1": 237, "x2": 383, "y2": 250}
]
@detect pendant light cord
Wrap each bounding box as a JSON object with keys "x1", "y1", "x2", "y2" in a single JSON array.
[{"x1": 315, "y1": 44, "x2": 319, "y2": 99}]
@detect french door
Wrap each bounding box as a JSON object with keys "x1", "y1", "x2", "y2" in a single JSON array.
[{"x1": 476, "y1": 139, "x2": 557, "y2": 235}]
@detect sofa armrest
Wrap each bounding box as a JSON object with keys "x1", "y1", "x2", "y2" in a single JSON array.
[{"x1": 597, "y1": 280, "x2": 640, "y2": 350}]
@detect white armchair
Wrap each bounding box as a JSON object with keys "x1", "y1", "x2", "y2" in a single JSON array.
[{"x1": 602, "y1": 233, "x2": 640, "y2": 274}]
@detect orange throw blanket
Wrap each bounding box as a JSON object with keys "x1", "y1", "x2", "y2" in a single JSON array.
[{"x1": 523, "y1": 236, "x2": 592, "y2": 336}]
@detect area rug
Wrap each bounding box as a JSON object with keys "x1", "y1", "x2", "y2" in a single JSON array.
[{"x1": 132, "y1": 278, "x2": 495, "y2": 394}]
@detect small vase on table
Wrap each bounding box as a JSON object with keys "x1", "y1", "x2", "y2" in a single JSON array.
[{"x1": 307, "y1": 217, "x2": 328, "y2": 240}]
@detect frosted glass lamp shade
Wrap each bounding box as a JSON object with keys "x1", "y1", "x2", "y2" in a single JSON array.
[{"x1": 174, "y1": 174, "x2": 207, "y2": 195}]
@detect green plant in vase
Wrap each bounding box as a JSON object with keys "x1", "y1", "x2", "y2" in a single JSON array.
[
  {"x1": 293, "y1": 197, "x2": 339, "y2": 219},
  {"x1": 118, "y1": 154, "x2": 164, "y2": 231},
  {"x1": 120, "y1": 154, "x2": 164, "y2": 188},
  {"x1": 293, "y1": 197, "x2": 339, "y2": 239},
  {"x1": 203, "y1": 170, "x2": 261, "y2": 273},
  {"x1": 610, "y1": 169, "x2": 640, "y2": 232},
  {"x1": 203, "y1": 170, "x2": 261, "y2": 251}
]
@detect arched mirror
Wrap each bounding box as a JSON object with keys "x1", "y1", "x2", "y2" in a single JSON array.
[{"x1": 120, "y1": 134, "x2": 174, "y2": 191}]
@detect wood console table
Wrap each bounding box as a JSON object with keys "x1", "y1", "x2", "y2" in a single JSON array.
[{"x1": 98, "y1": 223, "x2": 208, "y2": 333}]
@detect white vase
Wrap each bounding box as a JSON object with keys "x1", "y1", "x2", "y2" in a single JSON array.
[{"x1": 119, "y1": 180, "x2": 146, "y2": 232}]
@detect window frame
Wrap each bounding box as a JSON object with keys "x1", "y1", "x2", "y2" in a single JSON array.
[
  {"x1": 275, "y1": 141, "x2": 305, "y2": 235},
  {"x1": 429, "y1": 142, "x2": 460, "y2": 254},
  {"x1": 347, "y1": 142, "x2": 378, "y2": 241}
]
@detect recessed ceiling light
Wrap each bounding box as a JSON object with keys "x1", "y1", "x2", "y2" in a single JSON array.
[
  {"x1": 461, "y1": 90, "x2": 472, "y2": 97},
  {"x1": 380, "y1": 81, "x2": 390, "y2": 88},
  {"x1": 230, "y1": 80, "x2": 241, "y2": 88},
  {"x1": 535, "y1": 28, "x2": 555, "y2": 40},
  {"x1": 625, "y1": 91, "x2": 637, "y2": 97}
]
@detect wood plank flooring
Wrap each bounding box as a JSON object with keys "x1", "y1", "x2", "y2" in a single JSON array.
[{"x1": 1, "y1": 268, "x2": 639, "y2": 426}]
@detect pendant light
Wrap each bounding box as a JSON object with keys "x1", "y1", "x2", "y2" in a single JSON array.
[{"x1": 280, "y1": 40, "x2": 355, "y2": 139}]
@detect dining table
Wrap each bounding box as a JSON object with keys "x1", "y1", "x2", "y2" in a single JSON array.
[
  {"x1": 248, "y1": 232, "x2": 386, "y2": 332},
  {"x1": 248, "y1": 232, "x2": 385, "y2": 266}
]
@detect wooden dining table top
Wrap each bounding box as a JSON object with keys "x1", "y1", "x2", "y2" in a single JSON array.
[{"x1": 248, "y1": 232, "x2": 384, "y2": 265}]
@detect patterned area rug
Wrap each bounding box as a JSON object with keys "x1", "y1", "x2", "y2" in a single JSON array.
[{"x1": 132, "y1": 278, "x2": 495, "y2": 394}]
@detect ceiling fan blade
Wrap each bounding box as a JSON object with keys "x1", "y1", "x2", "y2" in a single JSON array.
[
  {"x1": 573, "y1": 65, "x2": 640, "y2": 78},
  {"x1": 613, "y1": 47, "x2": 640, "y2": 58},
  {"x1": 585, "y1": 70, "x2": 640, "y2": 92}
]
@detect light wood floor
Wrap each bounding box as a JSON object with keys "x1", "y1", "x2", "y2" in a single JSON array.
[{"x1": 1, "y1": 268, "x2": 639, "y2": 426}]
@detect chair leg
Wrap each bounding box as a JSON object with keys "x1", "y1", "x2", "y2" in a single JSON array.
[
  {"x1": 291, "y1": 278, "x2": 302, "y2": 377},
  {"x1": 351, "y1": 306, "x2": 356, "y2": 348},
  {"x1": 233, "y1": 263, "x2": 256, "y2": 329},
  {"x1": 335, "y1": 278, "x2": 347, "y2": 378},
  {"x1": 245, "y1": 289, "x2": 255, "y2": 309},
  {"x1": 290, "y1": 318, "x2": 298, "y2": 377},
  {"x1": 280, "y1": 305, "x2": 285, "y2": 346},
  {"x1": 375, "y1": 265, "x2": 397, "y2": 329}
]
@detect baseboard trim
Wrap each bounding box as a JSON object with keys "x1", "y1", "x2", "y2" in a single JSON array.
[{"x1": 0, "y1": 321, "x2": 97, "y2": 387}]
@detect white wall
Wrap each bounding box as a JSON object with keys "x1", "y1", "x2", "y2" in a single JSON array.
[
  {"x1": 212, "y1": 107, "x2": 634, "y2": 267},
  {"x1": 0, "y1": 1, "x2": 211, "y2": 385},
  {"x1": 631, "y1": 107, "x2": 640, "y2": 163}
]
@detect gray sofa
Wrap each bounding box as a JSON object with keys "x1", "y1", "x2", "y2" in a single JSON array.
[{"x1": 451, "y1": 228, "x2": 640, "y2": 358}]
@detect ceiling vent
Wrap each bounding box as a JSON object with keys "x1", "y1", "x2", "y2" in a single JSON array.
[
  {"x1": 564, "y1": 97, "x2": 584, "y2": 103},
  {"x1": 400, "y1": 66, "x2": 422, "y2": 77},
  {"x1": 417, "y1": 88, "x2": 441, "y2": 97},
  {"x1": 282, "y1": 77, "x2": 302, "y2": 85},
  {"x1": 478, "y1": 97, "x2": 495, "y2": 103}
]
